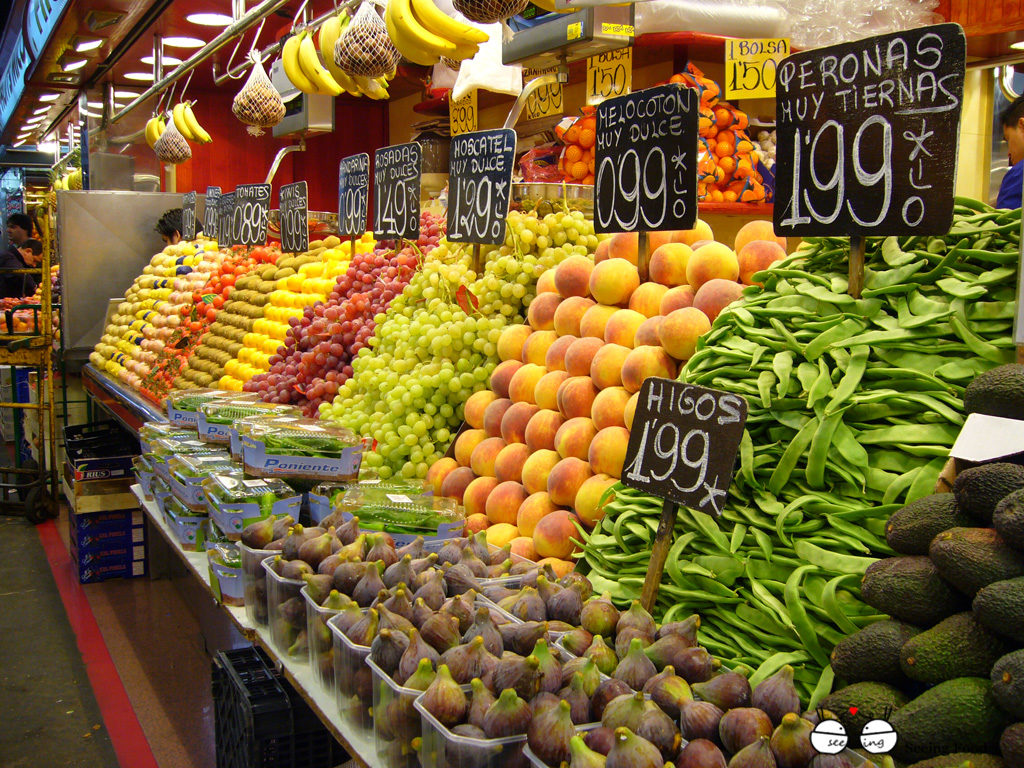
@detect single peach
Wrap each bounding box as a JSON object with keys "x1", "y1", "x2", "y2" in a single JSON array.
[
  {"x1": 485, "y1": 522, "x2": 520, "y2": 549},
  {"x1": 441, "y1": 466, "x2": 478, "y2": 503},
  {"x1": 516, "y1": 491, "x2": 559, "y2": 537},
  {"x1": 426, "y1": 457, "x2": 459, "y2": 495},
  {"x1": 497, "y1": 324, "x2": 531, "y2": 363},
  {"x1": 486, "y1": 480, "x2": 529, "y2": 525},
  {"x1": 483, "y1": 398, "x2": 513, "y2": 439},
  {"x1": 453, "y1": 429, "x2": 487, "y2": 466},
  {"x1": 594, "y1": 237, "x2": 612, "y2": 263},
  {"x1": 527, "y1": 291, "x2": 561, "y2": 331},
  {"x1": 590, "y1": 343, "x2": 630, "y2": 390},
  {"x1": 509, "y1": 536, "x2": 537, "y2": 561},
  {"x1": 589, "y1": 426, "x2": 630, "y2": 479},
  {"x1": 494, "y1": 442, "x2": 531, "y2": 484},
  {"x1": 524, "y1": 408, "x2": 565, "y2": 452},
  {"x1": 647, "y1": 230, "x2": 675, "y2": 253},
  {"x1": 554, "y1": 416, "x2": 599, "y2": 461},
  {"x1": 534, "y1": 370, "x2": 569, "y2": 411},
  {"x1": 659, "y1": 307, "x2": 712, "y2": 361},
  {"x1": 660, "y1": 285, "x2": 696, "y2": 315},
  {"x1": 553, "y1": 255, "x2": 595, "y2": 299},
  {"x1": 547, "y1": 457, "x2": 594, "y2": 507},
  {"x1": 564, "y1": 336, "x2": 605, "y2": 377},
  {"x1": 693, "y1": 278, "x2": 745, "y2": 322},
  {"x1": 591, "y1": 386, "x2": 631, "y2": 430},
  {"x1": 590, "y1": 259, "x2": 640, "y2": 306},
  {"x1": 738, "y1": 239, "x2": 787, "y2": 286},
  {"x1": 463, "y1": 476, "x2": 499, "y2": 517},
  {"x1": 490, "y1": 360, "x2": 523, "y2": 398},
  {"x1": 470, "y1": 436, "x2": 506, "y2": 477},
  {"x1": 604, "y1": 309, "x2": 647, "y2": 349},
  {"x1": 607, "y1": 232, "x2": 639, "y2": 265},
  {"x1": 501, "y1": 401, "x2": 540, "y2": 444},
  {"x1": 628, "y1": 282, "x2": 669, "y2": 318},
  {"x1": 734, "y1": 219, "x2": 787, "y2": 254},
  {"x1": 463, "y1": 513, "x2": 489, "y2": 536},
  {"x1": 521, "y1": 330, "x2": 558, "y2": 367},
  {"x1": 544, "y1": 335, "x2": 577, "y2": 372},
  {"x1": 533, "y1": 509, "x2": 582, "y2": 560},
  {"x1": 464, "y1": 390, "x2": 498, "y2": 429},
  {"x1": 686, "y1": 242, "x2": 739, "y2": 290},
  {"x1": 508, "y1": 363, "x2": 547, "y2": 404},
  {"x1": 624, "y1": 392, "x2": 639, "y2": 430},
  {"x1": 556, "y1": 376, "x2": 599, "y2": 420},
  {"x1": 536, "y1": 269, "x2": 557, "y2": 295},
  {"x1": 621, "y1": 346, "x2": 678, "y2": 393},
  {"x1": 575, "y1": 473, "x2": 617, "y2": 527},
  {"x1": 579, "y1": 304, "x2": 619, "y2": 341},
  {"x1": 649, "y1": 243, "x2": 693, "y2": 287},
  {"x1": 553, "y1": 296, "x2": 596, "y2": 337},
  {"x1": 634, "y1": 316, "x2": 664, "y2": 347},
  {"x1": 674, "y1": 219, "x2": 714, "y2": 246},
  {"x1": 536, "y1": 557, "x2": 576, "y2": 577},
  {"x1": 521, "y1": 449, "x2": 561, "y2": 495}
]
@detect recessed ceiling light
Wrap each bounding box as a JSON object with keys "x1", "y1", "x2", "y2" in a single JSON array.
[
  {"x1": 186, "y1": 12, "x2": 234, "y2": 26},
  {"x1": 162, "y1": 36, "x2": 205, "y2": 48},
  {"x1": 38, "y1": 93, "x2": 59, "y2": 102},
  {"x1": 25, "y1": 116, "x2": 45, "y2": 124},
  {"x1": 87, "y1": 100, "x2": 104, "y2": 108},
  {"x1": 37, "y1": 141, "x2": 58, "y2": 152},
  {"x1": 32, "y1": 106, "x2": 50, "y2": 115},
  {"x1": 13, "y1": 139, "x2": 26, "y2": 147},
  {"x1": 114, "y1": 90, "x2": 141, "y2": 98},
  {"x1": 141, "y1": 54, "x2": 183, "y2": 66},
  {"x1": 124, "y1": 71, "x2": 154, "y2": 81},
  {"x1": 75, "y1": 38, "x2": 104, "y2": 52},
  {"x1": 61, "y1": 57, "x2": 88, "y2": 71},
  {"x1": 1012, "y1": 40, "x2": 1024, "y2": 51}
]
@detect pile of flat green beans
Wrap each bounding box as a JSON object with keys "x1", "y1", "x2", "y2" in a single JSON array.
[{"x1": 578, "y1": 199, "x2": 1020, "y2": 706}]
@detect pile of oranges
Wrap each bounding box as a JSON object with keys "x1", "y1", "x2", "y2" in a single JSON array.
[{"x1": 554, "y1": 107, "x2": 596, "y2": 185}]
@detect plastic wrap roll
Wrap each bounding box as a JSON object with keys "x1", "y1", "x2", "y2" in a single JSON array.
[{"x1": 634, "y1": 0, "x2": 790, "y2": 39}]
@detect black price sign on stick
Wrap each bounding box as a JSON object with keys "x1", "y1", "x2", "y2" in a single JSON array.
[
  {"x1": 594, "y1": 84, "x2": 699, "y2": 235},
  {"x1": 374, "y1": 142, "x2": 422, "y2": 240},
  {"x1": 218, "y1": 192, "x2": 235, "y2": 246},
  {"x1": 233, "y1": 183, "x2": 271, "y2": 246},
  {"x1": 774, "y1": 23, "x2": 965, "y2": 238},
  {"x1": 279, "y1": 181, "x2": 309, "y2": 253},
  {"x1": 338, "y1": 153, "x2": 369, "y2": 237},
  {"x1": 204, "y1": 186, "x2": 221, "y2": 239},
  {"x1": 447, "y1": 129, "x2": 516, "y2": 245},
  {"x1": 182, "y1": 191, "x2": 197, "y2": 240},
  {"x1": 621, "y1": 378, "x2": 748, "y2": 610}
]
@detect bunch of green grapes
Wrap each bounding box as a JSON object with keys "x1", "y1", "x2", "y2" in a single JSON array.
[{"x1": 319, "y1": 208, "x2": 598, "y2": 480}]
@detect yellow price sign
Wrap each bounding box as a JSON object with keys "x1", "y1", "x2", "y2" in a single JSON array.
[
  {"x1": 449, "y1": 90, "x2": 478, "y2": 136},
  {"x1": 724, "y1": 37, "x2": 790, "y2": 100},
  {"x1": 523, "y1": 68, "x2": 564, "y2": 121},
  {"x1": 586, "y1": 47, "x2": 631, "y2": 106}
]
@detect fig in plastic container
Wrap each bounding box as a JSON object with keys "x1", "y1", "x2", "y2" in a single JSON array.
[
  {"x1": 751, "y1": 665, "x2": 801, "y2": 727},
  {"x1": 528, "y1": 699, "x2": 576, "y2": 767},
  {"x1": 581, "y1": 593, "x2": 620, "y2": 637},
  {"x1": 719, "y1": 707, "x2": 774, "y2": 755},
  {"x1": 679, "y1": 698, "x2": 724, "y2": 743},
  {"x1": 420, "y1": 663, "x2": 467, "y2": 727},
  {"x1": 768, "y1": 713, "x2": 816, "y2": 768},
  {"x1": 613, "y1": 637, "x2": 658, "y2": 689},
  {"x1": 643, "y1": 665, "x2": 693, "y2": 718},
  {"x1": 692, "y1": 671, "x2": 752, "y2": 711},
  {"x1": 675, "y1": 738, "x2": 726, "y2": 768},
  {"x1": 592, "y1": 678, "x2": 632, "y2": 721},
  {"x1": 531, "y1": 638, "x2": 563, "y2": 694},
  {"x1": 586, "y1": 635, "x2": 620, "y2": 675},
  {"x1": 602, "y1": 691, "x2": 652, "y2": 732},
  {"x1": 463, "y1": 605, "x2": 503, "y2": 656},
  {"x1": 491, "y1": 653, "x2": 543, "y2": 700},
  {"x1": 606, "y1": 727, "x2": 664, "y2": 768},
  {"x1": 500, "y1": 620, "x2": 550, "y2": 656},
  {"x1": 468, "y1": 677, "x2": 497, "y2": 730},
  {"x1": 558, "y1": 671, "x2": 592, "y2": 724},
  {"x1": 482, "y1": 688, "x2": 532, "y2": 738},
  {"x1": 441, "y1": 635, "x2": 498, "y2": 684},
  {"x1": 636, "y1": 706, "x2": 682, "y2": 760}
]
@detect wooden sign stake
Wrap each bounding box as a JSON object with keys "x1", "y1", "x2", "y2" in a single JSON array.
[
  {"x1": 351, "y1": 234, "x2": 357, "y2": 257},
  {"x1": 637, "y1": 231, "x2": 650, "y2": 283},
  {"x1": 640, "y1": 499, "x2": 678, "y2": 611},
  {"x1": 848, "y1": 235, "x2": 865, "y2": 299},
  {"x1": 472, "y1": 243, "x2": 482, "y2": 274}
]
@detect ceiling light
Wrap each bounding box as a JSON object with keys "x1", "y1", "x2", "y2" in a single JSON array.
[
  {"x1": 187, "y1": 12, "x2": 234, "y2": 26},
  {"x1": 38, "y1": 93, "x2": 59, "y2": 102},
  {"x1": 124, "y1": 71, "x2": 154, "y2": 81},
  {"x1": 114, "y1": 90, "x2": 140, "y2": 98},
  {"x1": 87, "y1": 100, "x2": 103, "y2": 108},
  {"x1": 33, "y1": 106, "x2": 50, "y2": 115},
  {"x1": 141, "y1": 54, "x2": 183, "y2": 66},
  {"x1": 1012, "y1": 40, "x2": 1024, "y2": 51},
  {"x1": 162, "y1": 36, "x2": 205, "y2": 48},
  {"x1": 75, "y1": 38, "x2": 104, "y2": 52},
  {"x1": 13, "y1": 139, "x2": 26, "y2": 147},
  {"x1": 61, "y1": 56, "x2": 88, "y2": 71},
  {"x1": 37, "y1": 141, "x2": 58, "y2": 153},
  {"x1": 25, "y1": 116, "x2": 45, "y2": 124}
]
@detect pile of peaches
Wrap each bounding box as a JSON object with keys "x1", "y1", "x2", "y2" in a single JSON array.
[{"x1": 423, "y1": 219, "x2": 788, "y2": 573}]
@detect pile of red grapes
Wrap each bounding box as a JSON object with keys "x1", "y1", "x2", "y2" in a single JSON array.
[{"x1": 246, "y1": 212, "x2": 443, "y2": 415}]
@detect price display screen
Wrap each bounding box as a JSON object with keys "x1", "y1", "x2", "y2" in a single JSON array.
[
  {"x1": 447, "y1": 129, "x2": 516, "y2": 245},
  {"x1": 279, "y1": 181, "x2": 309, "y2": 253},
  {"x1": 232, "y1": 183, "x2": 271, "y2": 246},
  {"x1": 338, "y1": 153, "x2": 369, "y2": 237},
  {"x1": 204, "y1": 186, "x2": 221, "y2": 239},
  {"x1": 181, "y1": 191, "x2": 197, "y2": 240},
  {"x1": 374, "y1": 142, "x2": 422, "y2": 240},
  {"x1": 774, "y1": 23, "x2": 965, "y2": 237}
]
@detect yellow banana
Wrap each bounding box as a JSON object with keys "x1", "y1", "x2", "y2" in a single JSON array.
[
  {"x1": 172, "y1": 102, "x2": 196, "y2": 141},
  {"x1": 318, "y1": 15, "x2": 362, "y2": 96},
  {"x1": 144, "y1": 116, "x2": 163, "y2": 149},
  {"x1": 385, "y1": 0, "x2": 438, "y2": 66},
  {"x1": 298, "y1": 32, "x2": 342, "y2": 96},
  {"x1": 389, "y1": 0, "x2": 458, "y2": 59},
  {"x1": 354, "y1": 75, "x2": 389, "y2": 100},
  {"x1": 450, "y1": 40, "x2": 479, "y2": 61},
  {"x1": 182, "y1": 102, "x2": 212, "y2": 143},
  {"x1": 282, "y1": 34, "x2": 318, "y2": 94},
  {"x1": 409, "y1": 0, "x2": 488, "y2": 45}
]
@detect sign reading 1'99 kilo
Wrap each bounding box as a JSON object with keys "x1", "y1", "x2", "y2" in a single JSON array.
[
  {"x1": 204, "y1": 186, "x2": 221, "y2": 239},
  {"x1": 181, "y1": 191, "x2": 197, "y2": 240},
  {"x1": 338, "y1": 153, "x2": 369, "y2": 237},
  {"x1": 233, "y1": 183, "x2": 271, "y2": 246},
  {"x1": 774, "y1": 23, "x2": 966, "y2": 237},
  {"x1": 279, "y1": 181, "x2": 309, "y2": 253},
  {"x1": 447, "y1": 129, "x2": 516, "y2": 245},
  {"x1": 622, "y1": 378, "x2": 748, "y2": 516},
  {"x1": 374, "y1": 142, "x2": 422, "y2": 240},
  {"x1": 594, "y1": 84, "x2": 698, "y2": 234},
  {"x1": 217, "y1": 192, "x2": 235, "y2": 246}
]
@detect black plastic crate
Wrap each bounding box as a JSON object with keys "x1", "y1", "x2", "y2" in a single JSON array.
[
  {"x1": 63, "y1": 421, "x2": 139, "y2": 480},
  {"x1": 212, "y1": 646, "x2": 346, "y2": 768}
]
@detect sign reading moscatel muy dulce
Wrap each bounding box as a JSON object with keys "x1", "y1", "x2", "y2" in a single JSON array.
[{"x1": 774, "y1": 23, "x2": 966, "y2": 237}]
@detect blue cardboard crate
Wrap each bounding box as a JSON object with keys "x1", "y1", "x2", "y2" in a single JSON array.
[{"x1": 71, "y1": 507, "x2": 144, "y2": 534}]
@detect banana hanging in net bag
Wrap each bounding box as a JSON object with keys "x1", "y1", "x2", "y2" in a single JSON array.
[
  {"x1": 453, "y1": 0, "x2": 527, "y2": 25},
  {"x1": 153, "y1": 118, "x2": 192, "y2": 164},
  {"x1": 232, "y1": 52, "x2": 286, "y2": 136},
  {"x1": 335, "y1": 0, "x2": 401, "y2": 78}
]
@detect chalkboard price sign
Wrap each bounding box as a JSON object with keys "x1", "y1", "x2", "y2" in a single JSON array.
[
  {"x1": 218, "y1": 192, "x2": 235, "y2": 246},
  {"x1": 594, "y1": 84, "x2": 698, "y2": 234},
  {"x1": 622, "y1": 378, "x2": 747, "y2": 516},
  {"x1": 182, "y1": 191, "x2": 197, "y2": 240},
  {"x1": 232, "y1": 183, "x2": 271, "y2": 246},
  {"x1": 447, "y1": 129, "x2": 516, "y2": 245},
  {"x1": 279, "y1": 181, "x2": 309, "y2": 253},
  {"x1": 338, "y1": 153, "x2": 369, "y2": 237},
  {"x1": 204, "y1": 186, "x2": 221, "y2": 239},
  {"x1": 374, "y1": 142, "x2": 422, "y2": 240},
  {"x1": 774, "y1": 23, "x2": 966, "y2": 237}
]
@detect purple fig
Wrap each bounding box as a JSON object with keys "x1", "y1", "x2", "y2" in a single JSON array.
[
  {"x1": 592, "y1": 678, "x2": 633, "y2": 721},
  {"x1": 680, "y1": 699, "x2": 724, "y2": 742},
  {"x1": 719, "y1": 707, "x2": 774, "y2": 755},
  {"x1": 421, "y1": 612, "x2": 461, "y2": 654},
  {"x1": 672, "y1": 646, "x2": 717, "y2": 683},
  {"x1": 560, "y1": 571, "x2": 593, "y2": 600},
  {"x1": 441, "y1": 636, "x2": 498, "y2": 685},
  {"x1": 488, "y1": 557, "x2": 513, "y2": 579},
  {"x1": 271, "y1": 514, "x2": 297, "y2": 541},
  {"x1": 512, "y1": 586, "x2": 548, "y2": 622},
  {"x1": 405, "y1": 658, "x2": 437, "y2": 691},
  {"x1": 241, "y1": 516, "x2": 275, "y2": 548},
  {"x1": 345, "y1": 607, "x2": 379, "y2": 646},
  {"x1": 490, "y1": 653, "x2": 542, "y2": 700},
  {"x1": 384, "y1": 555, "x2": 417, "y2": 589},
  {"x1": 675, "y1": 739, "x2": 726, "y2": 768},
  {"x1": 531, "y1": 638, "x2": 563, "y2": 693},
  {"x1": 769, "y1": 713, "x2": 816, "y2": 768},
  {"x1": 607, "y1": 727, "x2": 664, "y2": 768},
  {"x1": 584, "y1": 728, "x2": 616, "y2": 756},
  {"x1": 352, "y1": 561, "x2": 386, "y2": 607},
  {"x1": 365, "y1": 533, "x2": 398, "y2": 568},
  {"x1": 442, "y1": 562, "x2": 480, "y2": 595},
  {"x1": 547, "y1": 581, "x2": 585, "y2": 625},
  {"x1": 692, "y1": 672, "x2": 752, "y2": 710},
  {"x1": 396, "y1": 535, "x2": 424, "y2": 559},
  {"x1": 459, "y1": 545, "x2": 490, "y2": 578},
  {"x1": 499, "y1": 621, "x2": 550, "y2": 656},
  {"x1": 643, "y1": 665, "x2": 693, "y2": 718},
  {"x1": 298, "y1": 532, "x2": 334, "y2": 568},
  {"x1": 397, "y1": 628, "x2": 440, "y2": 684},
  {"x1": 602, "y1": 692, "x2": 654, "y2": 731},
  {"x1": 331, "y1": 558, "x2": 367, "y2": 595},
  {"x1": 330, "y1": 600, "x2": 364, "y2": 635},
  {"x1": 657, "y1": 614, "x2": 700, "y2": 644},
  {"x1": 616, "y1": 628, "x2": 654, "y2": 660},
  {"x1": 644, "y1": 634, "x2": 706, "y2": 672},
  {"x1": 382, "y1": 586, "x2": 415, "y2": 622},
  {"x1": 581, "y1": 593, "x2": 620, "y2": 637},
  {"x1": 420, "y1": 664, "x2": 467, "y2": 727},
  {"x1": 527, "y1": 699, "x2": 576, "y2": 766},
  {"x1": 448, "y1": 724, "x2": 502, "y2": 768},
  {"x1": 442, "y1": 589, "x2": 477, "y2": 633},
  {"x1": 335, "y1": 515, "x2": 360, "y2": 545},
  {"x1": 437, "y1": 538, "x2": 465, "y2": 566},
  {"x1": 468, "y1": 677, "x2": 496, "y2": 730},
  {"x1": 280, "y1": 558, "x2": 314, "y2": 580},
  {"x1": 370, "y1": 627, "x2": 410, "y2": 676},
  {"x1": 336, "y1": 532, "x2": 366, "y2": 562},
  {"x1": 558, "y1": 671, "x2": 593, "y2": 724},
  {"x1": 751, "y1": 666, "x2": 801, "y2": 727},
  {"x1": 535, "y1": 574, "x2": 563, "y2": 605},
  {"x1": 572, "y1": 734, "x2": 609, "y2": 768},
  {"x1": 469, "y1": 530, "x2": 491, "y2": 563},
  {"x1": 413, "y1": 569, "x2": 448, "y2": 611},
  {"x1": 561, "y1": 627, "x2": 595, "y2": 656},
  {"x1": 377, "y1": 604, "x2": 415, "y2": 635},
  {"x1": 616, "y1": 600, "x2": 656, "y2": 638},
  {"x1": 411, "y1": 597, "x2": 434, "y2": 629},
  {"x1": 585, "y1": 634, "x2": 619, "y2": 675},
  {"x1": 484, "y1": 585, "x2": 517, "y2": 603},
  {"x1": 317, "y1": 553, "x2": 343, "y2": 576},
  {"x1": 482, "y1": 688, "x2": 532, "y2": 737},
  {"x1": 560, "y1": 656, "x2": 602, "y2": 697},
  {"x1": 809, "y1": 756, "x2": 853, "y2": 768},
  {"x1": 727, "y1": 736, "x2": 776, "y2": 768},
  {"x1": 613, "y1": 637, "x2": 658, "y2": 690},
  {"x1": 302, "y1": 573, "x2": 333, "y2": 605},
  {"x1": 636, "y1": 706, "x2": 682, "y2": 760},
  {"x1": 462, "y1": 606, "x2": 503, "y2": 657}
]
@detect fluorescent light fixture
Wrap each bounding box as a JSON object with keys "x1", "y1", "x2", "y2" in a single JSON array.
[
  {"x1": 38, "y1": 93, "x2": 59, "y2": 102},
  {"x1": 162, "y1": 36, "x2": 205, "y2": 48},
  {"x1": 75, "y1": 38, "x2": 104, "y2": 52},
  {"x1": 124, "y1": 71, "x2": 155, "y2": 81},
  {"x1": 87, "y1": 100, "x2": 104, "y2": 108},
  {"x1": 187, "y1": 12, "x2": 234, "y2": 26},
  {"x1": 141, "y1": 54, "x2": 183, "y2": 66},
  {"x1": 1012, "y1": 40, "x2": 1024, "y2": 51},
  {"x1": 37, "y1": 141, "x2": 57, "y2": 152},
  {"x1": 12, "y1": 139, "x2": 26, "y2": 147},
  {"x1": 33, "y1": 106, "x2": 50, "y2": 115},
  {"x1": 61, "y1": 56, "x2": 88, "y2": 71},
  {"x1": 114, "y1": 90, "x2": 140, "y2": 98},
  {"x1": 24, "y1": 116, "x2": 45, "y2": 124}
]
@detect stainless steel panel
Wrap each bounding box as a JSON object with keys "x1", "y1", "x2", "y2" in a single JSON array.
[
  {"x1": 58, "y1": 190, "x2": 184, "y2": 357},
  {"x1": 503, "y1": 6, "x2": 633, "y2": 68}
]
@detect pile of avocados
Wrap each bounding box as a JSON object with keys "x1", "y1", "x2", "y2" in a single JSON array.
[{"x1": 825, "y1": 364, "x2": 1024, "y2": 768}]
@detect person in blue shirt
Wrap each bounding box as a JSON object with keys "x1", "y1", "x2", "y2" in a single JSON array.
[{"x1": 997, "y1": 95, "x2": 1024, "y2": 209}]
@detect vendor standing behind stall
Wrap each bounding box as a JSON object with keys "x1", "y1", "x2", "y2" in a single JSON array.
[{"x1": 0, "y1": 214, "x2": 35, "y2": 299}]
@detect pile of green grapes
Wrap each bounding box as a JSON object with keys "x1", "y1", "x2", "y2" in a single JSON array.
[{"x1": 319, "y1": 208, "x2": 599, "y2": 480}]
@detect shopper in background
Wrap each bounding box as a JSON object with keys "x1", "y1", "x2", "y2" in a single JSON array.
[
  {"x1": 0, "y1": 227, "x2": 38, "y2": 299},
  {"x1": 155, "y1": 208, "x2": 201, "y2": 246},
  {"x1": 998, "y1": 95, "x2": 1024, "y2": 209},
  {"x1": 4, "y1": 212, "x2": 33, "y2": 253}
]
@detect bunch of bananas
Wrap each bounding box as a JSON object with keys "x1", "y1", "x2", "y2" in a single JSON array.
[
  {"x1": 385, "y1": 0, "x2": 487, "y2": 66},
  {"x1": 281, "y1": 13, "x2": 392, "y2": 100},
  {"x1": 144, "y1": 114, "x2": 165, "y2": 149},
  {"x1": 144, "y1": 101, "x2": 212, "y2": 149}
]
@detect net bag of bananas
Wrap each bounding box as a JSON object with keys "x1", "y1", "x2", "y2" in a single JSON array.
[
  {"x1": 232, "y1": 52, "x2": 286, "y2": 136},
  {"x1": 335, "y1": 0, "x2": 401, "y2": 78}
]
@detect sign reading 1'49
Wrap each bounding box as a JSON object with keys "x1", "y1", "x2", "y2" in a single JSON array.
[
  {"x1": 232, "y1": 183, "x2": 271, "y2": 246},
  {"x1": 447, "y1": 129, "x2": 516, "y2": 246},
  {"x1": 622, "y1": 378, "x2": 748, "y2": 516},
  {"x1": 181, "y1": 191, "x2": 197, "y2": 240},
  {"x1": 774, "y1": 23, "x2": 966, "y2": 237},
  {"x1": 279, "y1": 181, "x2": 309, "y2": 253},
  {"x1": 374, "y1": 142, "x2": 422, "y2": 241}
]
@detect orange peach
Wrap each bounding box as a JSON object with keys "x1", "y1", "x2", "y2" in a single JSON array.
[
  {"x1": 590, "y1": 343, "x2": 630, "y2": 390},
  {"x1": 521, "y1": 330, "x2": 558, "y2": 367},
  {"x1": 738, "y1": 240, "x2": 787, "y2": 286},
  {"x1": 621, "y1": 346, "x2": 678, "y2": 393},
  {"x1": 734, "y1": 219, "x2": 787, "y2": 254},
  {"x1": 674, "y1": 219, "x2": 714, "y2": 246},
  {"x1": 554, "y1": 416, "x2": 598, "y2": 460},
  {"x1": 527, "y1": 292, "x2": 561, "y2": 331},
  {"x1": 534, "y1": 370, "x2": 569, "y2": 411},
  {"x1": 594, "y1": 238, "x2": 611, "y2": 263},
  {"x1": 579, "y1": 305, "x2": 619, "y2": 341},
  {"x1": 590, "y1": 259, "x2": 640, "y2": 306},
  {"x1": 693, "y1": 278, "x2": 745, "y2": 322},
  {"x1": 575, "y1": 473, "x2": 617, "y2": 527},
  {"x1": 648, "y1": 230, "x2": 675, "y2": 253},
  {"x1": 454, "y1": 429, "x2": 487, "y2": 466},
  {"x1": 564, "y1": 336, "x2": 605, "y2": 377},
  {"x1": 464, "y1": 390, "x2": 498, "y2": 429},
  {"x1": 441, "y1": 466, "x2": 478, "y2": 504},
  {"x1": 591, "y1": 386, "x2": 631, "y2": 430},
  {"x1": 536, "y1": 269, "x2": 557, "y2": 295},
  {"x1": 537, "y1": 557, "x2": 576, "y2": 577},
  {"x1": 624, "y1": 392, "x2": 639, "y2": 430},
  {"x1": 589, "y1": 426, "x2": 630, "y2": 479},
  {"x1": 547, "y1": 457, "x2": 594, "y2": 507},
  {"x1": 495, "y1": 442, "x2": 531, "y2": 484},
  {"x1": 501, "y1": 402, "x2": 540, "y2": 444},
  {"x1": 544, "y1": 335, "x2": 577, "y2": 372},
  {"x1": 463, "y1": 513, "x2": 489, "y2": 536},
  {"x1": 553, "y1": 296, "x2": 595, "y2": 337},
  {"x1": 659, "y1": 307, "x2": 712, "y2": 361},
  {"x1": 490, "y1": 360, "x2": 523, "y2": 398},
  {"x1": 607, "y1": 232, "x2": 639, "y2": 265},
  {"x1": 508, "y1": 363, "x2": 546, "y2": 404},
  {"x1": 628, "y1": 282, "x2": 669, "y2": 318},
  {"x1": 533, "y1": 509, "x2": 582, "y2": 560},
  {"x1": 556, "y1": 376, "x2": 599, "y2": 420},
  {"x1": 686, "y1": 242, "x2": 739, "y2": 290},
  {"x1": 497, "y1": 324, "x2": 531, "y2": 363},
  {"x1": 649, "y1": 243, "x2": 693, "y2": 287},
  {"x1": 485, "y1": 523, "x2": 520, "y2": 549},
  {"x1": 604, "y1": 309, "x2": 647, "y2": 349},
  {"x1": 634, "y1": 316, "x2": 663, "y2": 347},
  {"x1": 521, "y1": 449, "x2": 561, "y2": 495},
  {"x1": 524, "y1": 409, "x2": 565, "y2": 452},
  {"x1": 426, "y1": 457, "x2": 459, "y2": 494},
  {"x1": 463, "y1": 476, "x2": 499, "y2": 517},
  {"x1": 470, "y1": 436, "x2": 506, "y2": 477},
  {"x1": 516, "y1": 491, "x2": 559, "y2": 537},
  {"x1": 483, "y1": 398, "x2": 513, "y2": 438},
  {"x1": 486, "y1": 480, "x2": 529, "y2": 525},
  {"x1": 509, "y1": 536, "x2": 537, "y2": 561},
  {"x1": 553, "y1": 255, "x2": 595, "y2": 299},
  {"x1": 660, "y1": 285, "x2": 696, "y2": 315}
]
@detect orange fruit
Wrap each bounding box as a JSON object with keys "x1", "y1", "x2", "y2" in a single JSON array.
[
  {"x1": 714, "y1": 141, "x2": 733, "y2": 158},
  {"x1": 724, "y1": 190, "x2": 739, "y2": 203},
  {"x1": 583, "y1": 174, "x2": 595, "y2": 185},
  {"x1": 588, "y1": 158, "x2": 595, "y2": 174},
  {"x1": 565, "y1": 145, "x2": 583, "y2": 164},
  {"x1": 580, "y1": 116, "x2": 596, "y2": 131},
  {"x1": 718, "y1": 155, "x2": 736, "y2": 175},
  {"x1": 714, "y1": 107, "x2": 733, "y2": 128},
  {"x1": 579, "y1": 128, "x2": 595, "y2": 149},
  {"x1": 570, "y1": 161, "x2": 588, "y2": 180},
  {"x1": 565, "y1": 125, "x2": 581, "y2": 144},
  {"x1": 670, "y1": 74, "x2": 686, "y2": 84},
  {"x1": 710, "y1": 189, "x2": 724, "y2": 203}
]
